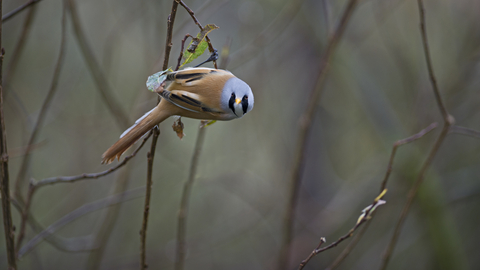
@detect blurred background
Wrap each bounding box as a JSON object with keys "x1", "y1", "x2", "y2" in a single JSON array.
[{"x1": 1, "y1": 0, "x2": 480, "y2": 269}]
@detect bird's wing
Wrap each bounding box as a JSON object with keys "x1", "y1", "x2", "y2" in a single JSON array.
[
  {"x1": 166, "y1": 68, "x2": 219, "y2": 85},
  {"x1": 159, "y1": 89, "x2": 222, "y2": 114}
]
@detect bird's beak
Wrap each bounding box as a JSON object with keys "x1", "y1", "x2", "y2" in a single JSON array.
[{"x1": 235, "y1": 98, "x2": 241, "y2": 105}]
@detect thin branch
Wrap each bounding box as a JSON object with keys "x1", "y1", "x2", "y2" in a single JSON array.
[
  {"x1": 176, "y1": 34, "x2": 193, "y2": 71},
  {"x1": 298, "y1": 237, "x2": 326, "y2": 270},
  {"x1": 380, "y1": 1, "x2": 454, "y2": 268},
  {"x1": 298, "y1": 191, "x2": 386, "y2": 270},
  {"x1": 67, "y1": 0, "x2": 130, "y2": 130},
  {"x1": 325, "y1": 218, "x2": 372, "y2": 270},
  {"x1": 279, "y1": 1, "x2": 358, "y2": 269},
  {"x1": 15, "y1": 182, "x2": 35, "y2": 255},
  {"x1": 176, "y1": 0, "x2": 217, "y2": 69},
  {"x1": 8, "y1": 3, "x2": 38, "y2": 203},
  {"x1": 140, "y1": 1, "x2": 179, "y2": 268},
  {"x1": 34, "y1": 131, "x2": 151, "y2": 188},
  {"x1": 379, "y1": 125, "x2": 449, "y2": 270},
  {"x1": 1, "y1": 0, "x2": 42, "y2": 22},
  {"x1": 18, "y1": 186, "x2": 146, "y2": 258},
  {"x1": 174, "y1": 123, "x2": 207, "y2": 270},
  {"x1": 417, "y1": 0, "x2": 450, "y2": 123},
  {"x1": 140, "y1": 128, "x2": 160, "y2": 270},
  {"x1": 380, "y1": 122, "x2": 438, "y2": 191},
  {"x1": 448, "y1": 125, "x2": 480, "y2": 138},
  {"x1": 0, "y1": 0, "x2": 18, "y2": 266}
]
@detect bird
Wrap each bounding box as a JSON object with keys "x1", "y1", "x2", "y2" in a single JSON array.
[{"x1": 101, "y1": 67, "x2": 254, "y2": 164}]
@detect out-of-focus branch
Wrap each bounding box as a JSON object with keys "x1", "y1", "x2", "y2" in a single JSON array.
[
  {"x1": 67, "y1": 0, "x2": 130, "y2": 130},
  {"x1": 278, "y1": 1, "x2": 358, "y2": 269},
  {"x1": 229, "y1": 0, "x2": 305, "y2": 69},
  {"x1": 11, "y1": 198, "x2": 97, "y2": 255},
  {"x1": 140, "y1": 1, "x2": 179, "y2": 268},
  {"x1": 15, "y1": 4, "x2": 68, "y2": 253},
  {"x1": 448, "y1": 125, "x2": 480, "y2": 138},
  {"x1": 17, "y1": 186, "x2": 145, "y2": 258},
  {"x1": 174, "y1": 123, "x2": 207, "y2": 270},
  {"x1": 0, "y1": 0, "x2": 18, "y2": 266},
  {"x1": 1, "y1": 0, "x2": 42, "y2": 22}
]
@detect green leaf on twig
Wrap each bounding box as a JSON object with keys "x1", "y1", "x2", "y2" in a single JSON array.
[{"x1": 181, "y1": 24, "x2": 219, "y2": 67}]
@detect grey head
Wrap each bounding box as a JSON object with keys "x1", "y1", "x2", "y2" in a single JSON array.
[{"x1": 220, "y1": 77, "x2": 254, "y2": 119}]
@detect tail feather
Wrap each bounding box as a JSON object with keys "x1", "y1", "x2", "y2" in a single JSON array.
[{"x1": 102, "y1": 106, "x2": 169, "y2": 164}]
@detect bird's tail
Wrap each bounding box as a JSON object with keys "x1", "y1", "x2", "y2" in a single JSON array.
[{"x1": 102, "y1": 105, "x2": 170, "y2": 164}]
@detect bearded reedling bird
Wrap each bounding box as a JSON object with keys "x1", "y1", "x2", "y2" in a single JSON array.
[{"x1": 101, "y1": 67, "x2": 254, "y2": 164}]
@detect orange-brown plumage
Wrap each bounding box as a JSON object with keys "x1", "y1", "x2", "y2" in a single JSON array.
[{"x1": 101, "y1": 68, "x2": 253, "y2": 164}]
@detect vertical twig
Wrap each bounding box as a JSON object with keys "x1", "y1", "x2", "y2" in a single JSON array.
[
  {"x1": 278, "y1": 1, "x2": 358, "y2": 269},
  {"x1": 0, "y1": 0, "x2": 18, "y2": 267},
  {"x1": 176, "y1": 34, "x2": 193, "y2": 71},
  {"x1": 140, "y1": 1, "x2": 179, "y2": 269},
  {"x1": 176, "y1": 0, "x2": 217, "y2": 69},
  {"x1": 174, "y1": 123, "x2": 207, "y2": 270},
  {"x1": 9, "y1": 3, "x2": 38, "y2": 203},
  {"x1": 379, "y1": 1, "x2": 455, "y2": 269}
]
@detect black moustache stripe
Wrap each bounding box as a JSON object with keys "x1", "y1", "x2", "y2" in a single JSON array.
[
  {"x1": 229, "y1": 94, "x2": 237, "y2": 116},
  {"x1": 242, "y1": 99, "x2": 248, "y2": 114}
]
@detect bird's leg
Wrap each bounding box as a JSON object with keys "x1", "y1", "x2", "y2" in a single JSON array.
[{"x1": 194, "y1": 48, "x2": 219, "y2": 67}]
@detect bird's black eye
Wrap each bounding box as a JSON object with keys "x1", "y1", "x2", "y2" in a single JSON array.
[
  {"x1": 243, "y1": 95, "x2": 248, "y2": 100},
  {"x1": 231, "y1": 93, "x2": 235, "y2": 98}
]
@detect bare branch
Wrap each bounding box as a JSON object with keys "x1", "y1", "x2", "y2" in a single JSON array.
[
  {"x1": 176, "y1": 0, "x2": 217, "y2": 68},
  {"x1": 417, "y1": 0, "x2": 452, "y2": 124},
  {"x1": 1, "y1": 0, "x2": 42, "y2": 22},
  {"x1": 0, "y1": 0, "x2": 18, "y2": 266},
  {"x1": 326, "y1": 219, "x2": 372, "y2": 270},
  {"x1": 34, "y1": 131, "x2": 152, "y2": 188},
  {"x1": 18, "y1": 186, "x2": 146, "y2": 258},
  {"x1": 380, "y1": 2, "x2": 455, "y2": 268},
  {"x1": 176, "y1": 34, "x2": 194, "y2": 71},
  {"x1": 8, "y1": 3, "x2": 38, "y2": 203},
  {"x1": 379, "y1": 126, "x2": 449, "y2": 270},
  {"x1": 175, "y1": 123, "x2": 207, "y2": 270},
  {"x1": 380, "y1": 122, "x2": 438, "y2": 191},
  {"x1": 297, "y1": 237, "x2": 326, "y2": 270},
  {"x1": 298, "y1": 191, "x2": 387, "y2": 270},
  {"x1": 140, "y1": 1, "x2": 180, "y2": 268},
  {"x1": 279, "y1": 1, "x2": 359, "y2": 268}
]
